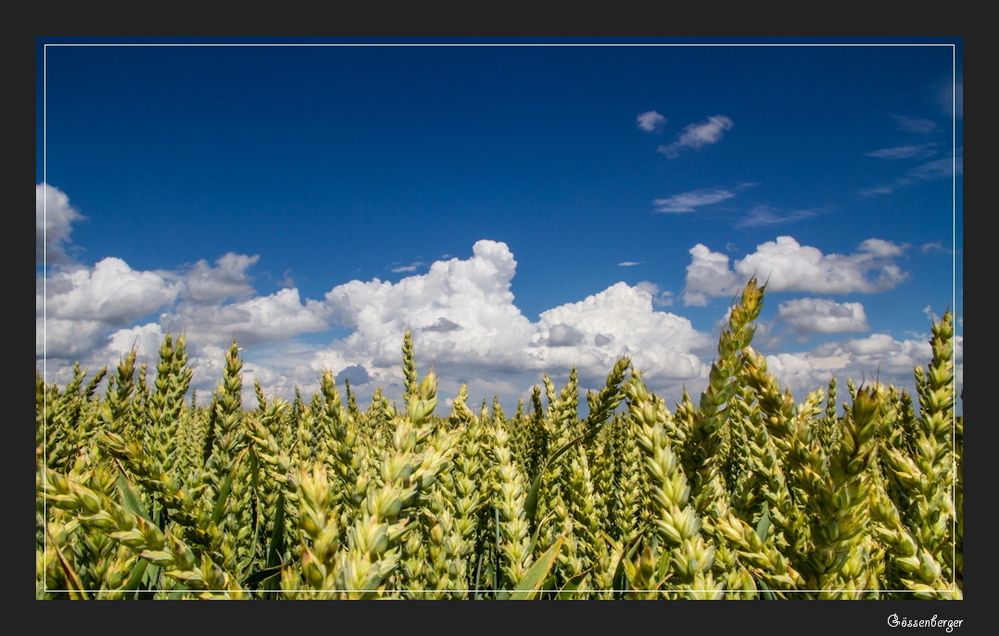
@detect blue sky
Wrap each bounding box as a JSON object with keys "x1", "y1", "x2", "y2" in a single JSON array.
[{"x1": 36, "y1": 38, "x2": 963, "y2": 409}]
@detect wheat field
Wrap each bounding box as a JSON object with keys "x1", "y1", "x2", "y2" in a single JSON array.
[{"x1": 35, "y1": 279, "x2": 962, "y2": 599}]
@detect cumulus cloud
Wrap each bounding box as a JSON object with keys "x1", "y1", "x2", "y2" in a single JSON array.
[
  {"x1": 764, "y1": 331, "x2": 962, "y2": 399},
  {"x1": 36, "y1": 184, "x2": 85, "y2": 264},
  {"x1": 653, "y1": 188, "x2": 736, "y2": 214},
  {"x1": 866, "y1": 143, "x2": 939, "y2": 160},
  {"x1": 40, "y1": 229, "x2": 948, "y2": 414},
  {"x1": 777, "y1": 298, "x2": 869, "y2": 334},
  {"x1": 162, "y1": 288, "x2": 328, "y2": 346},
  {"x1": 683, "y1": 244, "x2": 743, "y2": 306},
  {"x1": 683, "y1": 236, "x2": 908, "y2": 305},
  {"x1": 735, "y1": 205, "x2": 817, "y2": 229},
  {"x1": 42, "y1": 257, "x2": 180, "y2": 325},
  {"x1": 545, "y1": 323, "x2": 585, "y2": 347},
  {"x1": 634, "y1": 281, "x2": 675, "y2": 307},
  {"x1": 532, "y1": 282, "x2": 711, "y2": 386},
  {"x1": 36, "y1": 239, "x2": 326, "y2": 384},
  {"x1": 182, "y1": 253, "x2": 259, "y2": 303},
  {"x1": 636, "y1": 110, "x2": 666, "y2": 132},
  {"x1": 105, "y1": 323, "x2": 166, "y2": 360},
  {"x1": 37, "y1": 317, "x2": 107, "y2": 359},
  {"x1": 313, "y1": 240, "x2": 711, "y2": 403},
  {"x1": 657, "y1": 115, "x2": 733, "y2": 158}
]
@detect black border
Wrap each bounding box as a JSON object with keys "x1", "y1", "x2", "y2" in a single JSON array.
[{"x1": 18, "y1": 5, "x2": 989, "y2": 634}]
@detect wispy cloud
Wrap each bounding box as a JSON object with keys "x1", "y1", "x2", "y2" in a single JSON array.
[
  {"x1": 920, "y1": 241, "x2": 947, "y2": 254},
  {"x1": 934, "y1": 80, "x2": 963, "y2": 119},
  {"x1": 278, "y1": 269, "x2": 295, "y2": 288},
  {"x1": 390, "y1": 262, "x2": 424, "y2": 273},
  {"x1": 636, "y1": 110, "x2": 666, "y2": 133},
  {"x1": 656, "y1": 115, "x2": 733, "y2": 158},
  {"x1": 865, "y1": 143, "x2": 939, "y2": 160},
  {"x1": 860, "y1": 149, "x2": 962, "y2": 196},
  {"x1": 891, "y1": 114, "x2": 937, "y2": 134},
  {"x1": 617, "y1": 261, "x2": 642, "y2": 267},
  {"x1": 653, "y1": 187, "x2": 736, "y2": 214},
  {"x1": 736, "y1": 205, "x2": 818, "y2": 229}
]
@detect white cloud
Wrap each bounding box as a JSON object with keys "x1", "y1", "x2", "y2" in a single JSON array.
[
  {"x1": 764, "y1": 330, "x2": 963, "y2": 399},
  {"x1": 315, "y1": 240, "x2": 711, "y2": 402},
  {"x1": 636, "y1": 110, "x2": 666, "y2": 132},
  {"x1": 37, "y1": 317, "x2": 107, "y2": 359},
  {"x1": 634, "y1": 281, "x2": 675, "y2": 307},
  {"x1": 532, "y1": 282, "x2": 710, "y2": 386},
  {"x1": 618, "y1": 261, "x2": 642, "y2": 267},
  {"x1": 857, "y1": 238, "x2": 906, "y2": 258},
  {"x1": 182, "y1": 253, "x2": 259, "y2": 303},
  {"x1": 36, "y1": 184, "x2": 85, "y2": 264},
  {"x1": 683, "y1": 236, "x2": 908, "y2": 305},
  {"x1": 736, "y1": 236, "x2": 907, "y2": 293},
  {"x1": 391, "y1": 262, "x2": 424, "y2": 274},
  {"x1": 545, "y1": 323, "x2": 585, "y2": 347},
  {"x1": 920, "y1": 241, "x2": 947, "y2": 254},
  {"x1": 683, "y1": 244, "x2": 743, "y2": 306},
  {"x1": 736, "y1": 205, "x2": 817, "y2": 229},
  {"x1": 866, "y1": 143, "x2": 939, "y2": 160},
  {"x1": 891, "y1": 114, "x2": 937, "y2": 134},
  {"x1": 162, "y1": 288, "x2": 328, "y2": 346},
  {"x1": 653, "y1": 188, "x2": 735, "y2": 214},
  {"x1": 38, "y1": 231, "x2": 952, "y2": 415},
  {"x1": 105, "y1": 323, "x2": 166, "y2": 360},
  {"x1": 777, "y1": 298, "x2": 869, "y2": 334},
  {"x1": 42, "y1": 257, "x2": 180, "y2": 325},
  {"x1": 657, "y1": 115, "x2": 733, "y2": 158}
]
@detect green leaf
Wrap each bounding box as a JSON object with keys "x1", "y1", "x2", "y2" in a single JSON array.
[
  {"x1": 555, "y1": 578, "x2": 583, "y2": 600},
  {"x1": 472, "y1": 544, "x2": 485, "y2": 600},
  {"x1": 757, "y1": 577, "x2": 776, "y2": 600},
  {"x1": 211, "y1": 467, "x2": 235, "y2": 526},
  {"x1": 122, "y1": 558, "x2": 149, "y2": 598},
  {"x1": 244, "y1": 565, "x2": 283, "y2": 587},
  {"x1": 117, "y1": 471, "x2": 151, "y2": 523},
  {"x1": 266, "y1": 492, "x2": 286, "y2": 568},
  {"x1": 755, "y1": 501, "x2": 771, "y2": 542},
  {"x1": 140, "y1": 508, "x2": 163, "y2": 594},
  {"x1": 509, "y1": 536, "x2": 564, "y2": 600}
]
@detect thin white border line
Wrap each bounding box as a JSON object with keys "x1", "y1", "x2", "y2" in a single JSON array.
[
  {"x1": 43, "y1": 43, "x2": 958, "y2": 48},
  {"x1": 951, "y1": 42, "x2": 958, "y2": 593},
  {"x1": 42, "y1": 41, "x2": 48, "y2": 595},
  {"x1": 38, "y1": 39, "x2": 962, "y2": 598}
]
